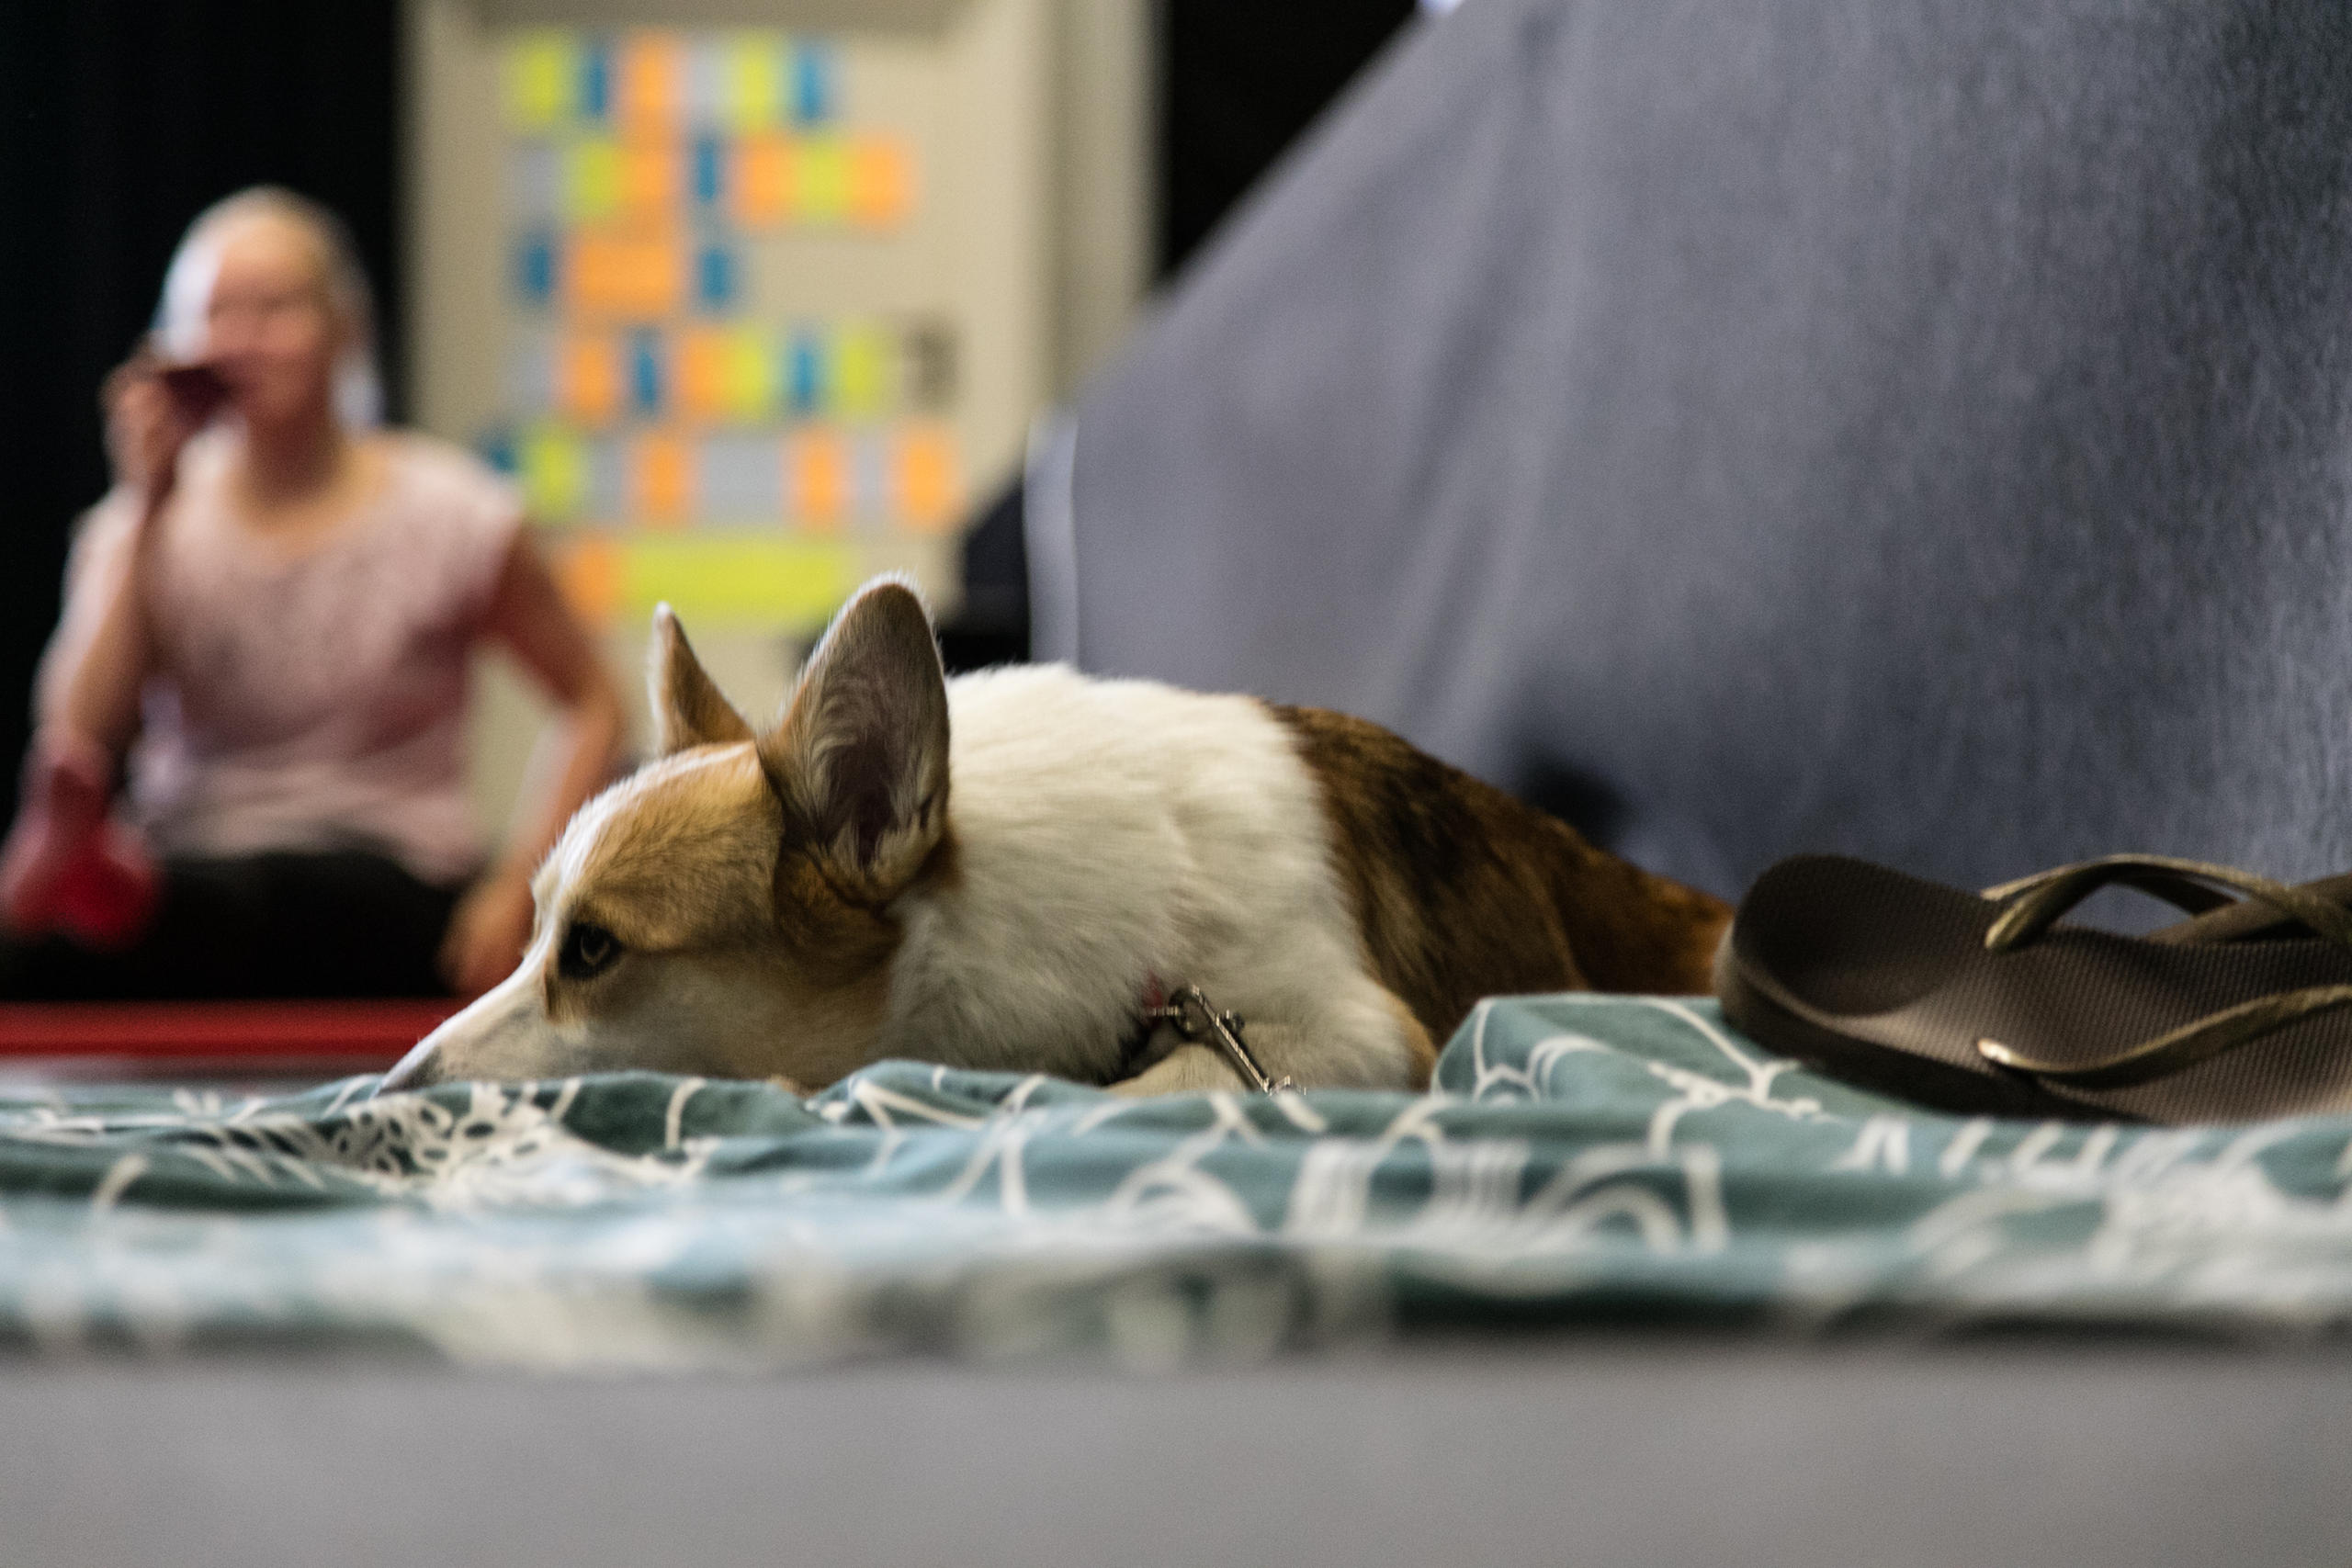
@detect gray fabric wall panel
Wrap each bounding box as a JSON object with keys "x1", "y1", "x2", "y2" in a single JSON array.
[{"x1": 1065, "y1": 0, "x2": 2352, "y2": 897}]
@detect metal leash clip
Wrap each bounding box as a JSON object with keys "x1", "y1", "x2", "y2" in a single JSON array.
[{"x1": 1148, "y1": 984, "x2": 1296, "y2": 1095}]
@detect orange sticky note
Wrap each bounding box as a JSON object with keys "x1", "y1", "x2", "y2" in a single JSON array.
[
  {"x1": 892, "y1": 423, "x2": 957, "y2": 531},
  {"x1": 785, "y1": 427, "x2": 848, "y2": 528},
  {"x1": 617, "y1": 140, "x2": 680, "y2": 220},
  {"x1": 555, "y1": 535, "x2": 625, "y2": 627},
  {"x1": 566, "y1": 231, "x2": 684, "y2": 318},
  {"x1": 631, "y1": 429, "x2": 695, "y2": 525},
  {"x1": 731, "y1": 132, "x2": 791, "y2": 227},
  {"x1": 675, "y1": 326, "x2": 730, "y2": 422},
  {"x1": 851, "y1": 138, "x2": 913, "y2": 228},
  {"x1": 616, "y1": 32, "x2": 683, "y2": 137},
  {"x1": 558, "y1": 333, "x2": 622, "y2": 424}
]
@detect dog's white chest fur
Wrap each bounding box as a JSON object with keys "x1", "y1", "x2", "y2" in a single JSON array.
[{"x1": 883, "y1": 665, "x2": 1418, "y2": 1089}]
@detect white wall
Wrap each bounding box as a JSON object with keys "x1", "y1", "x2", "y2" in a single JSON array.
[{"x1": 402, "y1": 0, "x2": 1151, "y2": 843}]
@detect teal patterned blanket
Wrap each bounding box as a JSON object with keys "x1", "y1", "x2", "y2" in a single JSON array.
[{"x1": 5, "y1": 994, "x2": 2351, "y2": 1367}]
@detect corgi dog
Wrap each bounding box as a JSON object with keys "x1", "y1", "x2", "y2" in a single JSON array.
[{"x1": 382, "y1": 580, "x2": 1728, "y2": 1097}]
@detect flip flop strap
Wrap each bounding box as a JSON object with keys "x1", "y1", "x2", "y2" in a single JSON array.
[
  {"x1": 2155, "y1": 869, "x2": 2352, "y2": 945},
  {"x1": 1978, "y1": 986, "x2": 2352, "y2": 1089},
  {"x1": 1981, "y1": 859, "x2": 2234, "y2": 913},
  {"x1": 1982, "y1": 855, "x2": 2352, "y2": 954},
  {"x1": 1973, "y1": 855, "x2": 2352, "y2": 1089}
]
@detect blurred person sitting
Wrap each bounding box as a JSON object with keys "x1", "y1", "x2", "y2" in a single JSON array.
[{"x1": 0, "y1": 186, "x2": 624, "y2": 1000}]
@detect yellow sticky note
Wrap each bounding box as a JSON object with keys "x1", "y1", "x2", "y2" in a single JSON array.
[
  {"x1": 565, "y1": 139, "x2": 621, "y2": 222},
  {"x1": 722, "y1": 35, "x2": 783, "y2": 133},
  {"x1": 620, "y1": 536, "x2": 855, "y2": 630},
  {"x1": 504, "y1": 32, "x2": 576, "y2": 130},
  {"x1": 831, "y1": 323, "x2": 891, "y2": 420},
  {"x1": 793, "y1": 136, "x2": 851, "y2": 223},
  {"x1": 521, "y1": 423, "x2": 587, "y2": 521},
  {"x1": 725, "y1": 328, "x2": 775, "y2": 420}
]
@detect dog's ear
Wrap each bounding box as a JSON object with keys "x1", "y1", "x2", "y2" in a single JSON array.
[
  {"x1": 759, "y1": 578, "x2": 949, "y2": 897},
  {"x1": 649, "y1": 604, "x2": 753, "y2": 754}
]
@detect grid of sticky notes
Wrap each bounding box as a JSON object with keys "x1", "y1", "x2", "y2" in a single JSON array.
[
  {"x1": 496, "y1": 321, "x2": 959, "y2": 527},
  {"x1": 502, "y1": 30, "x2": 911, "y2": 238},
  {"x1": 487, "y1": 28, "x2": 960, "y2": 626}
]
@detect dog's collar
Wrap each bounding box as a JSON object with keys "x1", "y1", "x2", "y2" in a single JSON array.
[
  {"x1": 1120, "y1": 977, "x2": 1295, "y2": 1094},
  {"x1": 1115, "y1": 976, "x2": 1169, "y2": 1077}
]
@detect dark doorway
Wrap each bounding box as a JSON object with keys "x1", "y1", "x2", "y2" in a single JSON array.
[
  {"x1": 1155, "y1": 0, "x2": 1419, "y2": 278},
  {"x1": 944, "y1": 1, "x2": 1421, "y2": 671},
  {"x1": 0, "y1": 0, "x2": 405, "y2": 821}
]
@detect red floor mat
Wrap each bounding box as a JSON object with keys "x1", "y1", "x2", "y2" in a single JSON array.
[{"x1": 0, "y1": 999, "x2": 456, "y2": 1070}]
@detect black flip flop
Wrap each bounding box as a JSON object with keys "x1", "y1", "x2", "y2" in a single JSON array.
[{"x1": 1715, "y1": 853, "x2": 2352, "y2": 1123}]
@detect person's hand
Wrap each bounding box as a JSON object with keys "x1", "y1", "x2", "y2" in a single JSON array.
[
  {"x1": 101, "y1": 350, "x2": 213, "y2": 502},
  {"x1": 438, "y1": 868, "x2": 537, "y2": 998},
  {"x1": 0, "y1": 727, "x2": 158, "y2": 946}
]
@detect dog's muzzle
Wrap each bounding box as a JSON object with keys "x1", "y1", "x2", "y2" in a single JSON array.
[{"x1": 377, "y1": 1034, "x2": 442, "y2": 1094}]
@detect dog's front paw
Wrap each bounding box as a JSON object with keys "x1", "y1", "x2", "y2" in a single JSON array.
[{"x1": 1103, "y1": 1043, "x2": 1249, "y2": 1097}]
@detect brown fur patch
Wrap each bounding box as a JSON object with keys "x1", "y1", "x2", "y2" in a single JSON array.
[
  {"x1": 1272, "y1": 705, "x2": 1731, "y2": 1043},
  {"x1": 556, "y1": 745, "x2": 781, "y2": 953}
]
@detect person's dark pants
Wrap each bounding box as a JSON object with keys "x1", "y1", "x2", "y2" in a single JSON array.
[{"x1": 0, "y1": 851, "x2": 461, "y2": 1000}]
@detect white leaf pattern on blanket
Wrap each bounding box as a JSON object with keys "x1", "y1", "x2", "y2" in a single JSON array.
[{"x1": 7, "y1": 997, "x2": 2352, "y2": 1367}]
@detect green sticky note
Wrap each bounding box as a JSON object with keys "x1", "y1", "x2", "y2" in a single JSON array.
[
  {"x1": 726, "y1": 328, "x2": 776, "y2": 419},
  {"x1": 723, "y1": 35, "x2": 784, "y2": 133},
  {"x1": 831, "y1": 323, "x2": 891, "y2": 420},
  {"x1": 505, "y1": 32, "x2": 577, "y2": 130},
  {"x1": 621, "y1": 535, "x2": 856, "y2": 630},
  {"x1": 566, "y1": 139, "x2": 621, "y2": 223},
  {"x1": 521, "y1": 423, "x2": 587, "y2": 521},
  {"x1": 794, "y1": 136, "x2": 851, "y2": 223}
]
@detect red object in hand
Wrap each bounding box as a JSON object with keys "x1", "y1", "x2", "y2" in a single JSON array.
[{"x1": 0, "y1": 732, "x2": 160, "y2": 948}]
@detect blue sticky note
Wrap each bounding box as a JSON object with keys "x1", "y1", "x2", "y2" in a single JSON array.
[
  {"x1": 478, "y1": 427, "x2": 516, "y2": 476},
  {"x1": 579, "y1": 39, "x2": 611, "y2": 124},
  {"x1": 695, "y1": 243, "x2": 736, "y2": 310},
  {"x1": 628, "y1": 327, "x2": 664, "y2": 415},
  {"x1": 515, "y1": 232, "x2": 557, "y2": 308},
  {"x1": 786, "y1": 327, "x2": 825, "y2": 415},
  {"x1": 791, "y1": 40, "x2": 835, "y2": 126},
  {"x1": 691, "y1": 133, "x2": 725, "y2": 208}
]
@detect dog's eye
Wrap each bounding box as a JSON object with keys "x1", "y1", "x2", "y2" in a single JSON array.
[{"x1": 558, "y1": 921, "x2": 622, "y2": 981}]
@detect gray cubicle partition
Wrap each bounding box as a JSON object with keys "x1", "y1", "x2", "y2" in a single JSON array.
[{"x1": 1050, "y1": 0, "x2": 2352, "y2": 900}]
